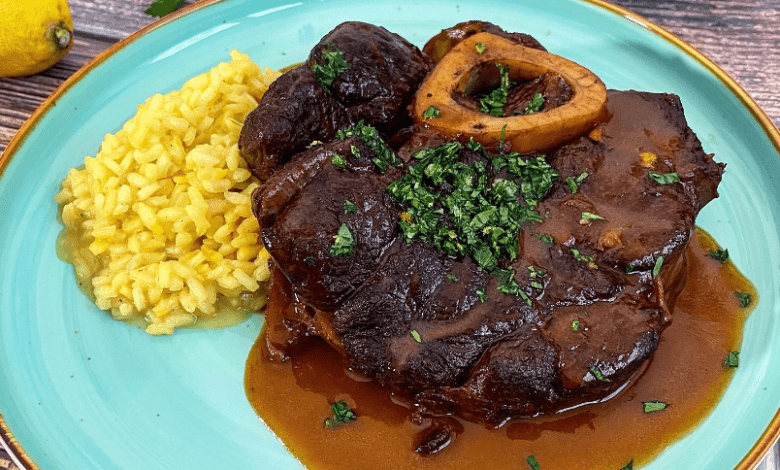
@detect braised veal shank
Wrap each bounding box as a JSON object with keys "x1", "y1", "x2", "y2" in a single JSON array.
[{"x1": 243, "y1": 21, "x2": 724, "y2": 430}]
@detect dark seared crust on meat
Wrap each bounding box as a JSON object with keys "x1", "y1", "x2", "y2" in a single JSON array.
[
  {"x1": 307, "y1": 21, "x2": 432, "y2": 132},
  {"x1": 248, "y1": 21, "x2": 725, "y2": 426},
  {"x1": 240, "y1": 22, "x2": 431, "y2": 181},
  {"x1": 254, "y1": 86, "x2": 723, "y2": 425},
  {"x1": 256, "y1": 137, "x2": 403, "y2": 313}
]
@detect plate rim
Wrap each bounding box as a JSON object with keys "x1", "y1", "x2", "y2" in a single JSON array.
[{"x1": 1, "y1": 0, "x2": 779, "y2": 468}]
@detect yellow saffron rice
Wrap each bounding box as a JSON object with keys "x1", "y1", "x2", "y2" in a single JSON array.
[{"x1": 54, "y1": 51, "x2": 282, "y2": 335}]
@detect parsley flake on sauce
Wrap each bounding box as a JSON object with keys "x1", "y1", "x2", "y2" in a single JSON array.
[
  {"x1": 447, "y1": 273, "x2": 458, "y2": 282},
  {"x1": 526, "y1": 454, "x2": 541, "y2": 470},
  {"x1": 571, "y1": 320, "x2": 581, "y2": 332},
  {"x1": 331, "y1": 153, "x2": 347, "y2": 169},
  {"x1": 642, "y1": 401, "x2": 669, "y2": 413},
  {"x1": 475, "y1": 42, "x2": 487, "y2": 54},
  {"x1": 648, "y1": 171, "x2": 681, "y2": 185},
  {"x1": 476, "y1": 289, "x2": 489, "y2": 302},
  {"x1": 311, "y1": 48, "x2": 349, "y2": 93},
  {"x1": 652, "y1": 256, "x2": 664, "y2": 277},
  {"x1": 588, "y1": 365, "x2": 612, "y2": 382},
  {"x1": 410, "y1": 329, "x2": 422, "y2": 343},
  {"x1": 344, "y1": 200, "x2": 359, "y2": 214},
  {"x1": 423, "y1": 105, "x2": 441, "y2": 119},
  {"x1": 580, "y1": 211, "x2": 604, "y2": 224},
  {"x1": 723, "y1": 351, "x2": 740, "y2": 369},
  {"x1": 329, "y1": 224, "x2": 354, "y2": 257},
  {"x1": 323, "y1": 400, "x2": 357, "y2": 429},
  {"x1": 565, "y1": 171, "x2": 588, "y2": 194},
  {"x1": 708, "y1": 248, "x2": 729, "y2": 264},
  {"x1": 735, "y1": 291, "x2": 752, "y2": 308},
  {"x1": 619, "y1": 460, "x2": 634, "y2": 470},
  {"x1": 304, "y1": 257, "x2": 316, "y2": 266}
]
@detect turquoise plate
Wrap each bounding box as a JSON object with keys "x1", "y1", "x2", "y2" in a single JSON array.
[{"x1": 1, "y1": 0, "x2": 779, "y2": 469}]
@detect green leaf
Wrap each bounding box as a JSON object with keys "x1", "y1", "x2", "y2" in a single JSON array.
[
  {"x1": 648, "y1": 171, "x2": 680, "y2": 185},
  {"x1": 588, "y1": 365, "x2": 612, "y2": 382},
  {"x1": 344, "y1": 200, "x2": 359, "y2": 214},
  {"x1": 619, "y1": 460, "x2": 634, "y2": 470},
  {"x1": 475, "y1": 42, "x2": 487, "y2": 54},
  {"x1": 735, "y1": 291, "x2": 752, "y2": 307},
  {"x1": 423, "y1": 106, "x2": 441, "y2": 119},
  {"x1": 642, "y1": 401, "x2": 669, "y2": 413},
  {"x1": 652, "y1": 255, "x2": 664, "y2": 277},
  {"x1": 145, "y1": 0, "x2": 186, "y2": 17},
  {"x1": 522, "y1": 92, "x2": 545, "y2": 114},
  {"x1": 410, "y1": 329, "x2": 422, "y2": 343},
  {"x1": 580, "y1": 211, "x2": 604, "y2": 223},
  {"x1": 328, "y1": 224, "x2": 354, "y2": 257},
  {"x1": 707, "y1": 248, "x2": 729, "y2": 264},
  {"x1": 331, "y1": 154, "x2": 347, "y2": 169},
  {"x1": 533, "y1": 232, "x2": 554, "y2": 245},
  {"x1": 526, "y1": 454, "x2": 541, "y2": 470},
  {"x1": 476, "y1": 289, "x2": 489, "y2": 302},
  {"x1": 723, "y1": 351, "x2": 740, "y2": 369},
  {"x1": 304, "y1": 257, "x2": 315, "y2": 266},
  {"x1": 479, "y1": 63, "x2": 514, "y2": 117},
  {"x1": 323, "y1": 400, "x2": 357, "y2": 429},
  {"x1": 571, "y1": 319, "x2": 581, "y2": 332},
  {"x1": 311, "y1": 48, "x2": 349, "y2": 93},
  {"x1": 447, "y1": 273, "x2": 458, "y2": 282}
]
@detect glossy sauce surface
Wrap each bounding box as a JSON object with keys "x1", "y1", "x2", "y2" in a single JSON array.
[{"x1": 245, "y1": 229, "x2": 755, "y2": 470}]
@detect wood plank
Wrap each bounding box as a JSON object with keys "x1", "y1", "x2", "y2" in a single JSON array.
[{"x1": 1, "y1": 0, "x2": 779, "y2": 154}]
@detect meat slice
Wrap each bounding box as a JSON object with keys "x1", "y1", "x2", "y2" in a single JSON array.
[
  {"x1": 254, "y1": 87, "x2": 723, "y2": 427},
  {"x1": 307, "y1": 21, "x2": 432, "y2": 132},
  {"x1": 240, "y1": 22, "x2": 431, "y2": 181}
]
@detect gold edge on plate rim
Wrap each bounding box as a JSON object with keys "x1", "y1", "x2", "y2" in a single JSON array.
[{"x1": 0, "y1": 0, "x2": 778, "y2": 469}]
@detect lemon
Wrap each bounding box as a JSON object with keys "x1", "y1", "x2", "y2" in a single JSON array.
[{"x1": 0, "y1": 0, "x2": 73, "y2": 77}]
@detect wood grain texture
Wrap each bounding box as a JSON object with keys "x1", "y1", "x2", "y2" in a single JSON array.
[{"x1": 1, "y1": 0, "x2": 779, "y2": 154}]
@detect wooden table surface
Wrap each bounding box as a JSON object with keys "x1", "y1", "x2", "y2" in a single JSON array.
[{"x1": 0, "y1": 0, "x2": 778, "y2": 469}]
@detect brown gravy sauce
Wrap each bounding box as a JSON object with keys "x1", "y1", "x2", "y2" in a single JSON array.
[{"x1": 245, "y1": 228, "x2": 755, "y2": 469}]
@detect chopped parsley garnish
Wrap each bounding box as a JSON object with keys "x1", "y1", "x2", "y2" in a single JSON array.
[
  {"x1": 565, "y1": 172, "x2": 588, "y2": 194},
  {"x1": 350, "y1": 145, "x2": 361, "y2": 159},
  {"x1": 580, "y1": 211, "x2": 604, "y2": 224},
  {"x1": 626, "y1": 264, "x2": 635, "y2": 274},
  {"x1": 619, "y1": 460, "x2": 634, "y2": 470},
  {"x1": 311, "y1": 48, "x2": 349, "y2": 93},
  {"x1": 337, "y1": 121, "x2": 400, "y2": 172},
  {"x1": 323, "y1": 400, "x2": 356, "y2": 429},
  {"x1": 708, "y1": 248, "x2": 729, "y2": 264},
  {"x1": 735, "y1": 291, "x2": 752, "y2": 308},
  {"x1": 652, "y1": 256, "x2": 664, "y2": 277},
  {"x1": 642, "y1": 401, "x2": 669, "y2": 413},
  {"x1": 526, "y1": 455, "x2": 541, "y2": 470},
  {"x1": 588, "y1": 365, "x2": 612, "y2": 382},
  {"x1": 344, "y1": 200, "x2": 359, "y2": 214},
  {"x1": 571, "y1": 247, "x2": 596, "y2": 268},
  {"x1": 476, "y1": 289, "x2": 489, "y2": 302},
  {"x1": 571, "y1": 320, "x2": 581, "y2": 332},
  {"x1": 522, "y1": 92, "x2": 545, "y2": 114},
  {"x1": 308, "y1": 140, "x2": 323, "y2": 148},
  {"x1": 528, "y1": 265, "x2": 546, "y2": 278},
  {"x1": 648, "y1": 171, "x2": 681, "y2": 185},
  {"x1": 723, "y1": 351, "x2": 740, "y2": 369},
  {"x1": 328, "y1": 224, "x2": 354, "y2": 257},
  {"x1": 494, "y1": 267, "x2": 531, "y2": 305},
  {"x1": 423, "y1": 106, "x2": 441, "y2": 119},
  {"x1": 410, "y1": 329, "x2": 422, "y2": 343},
  {"x1": 331, "y1": 153, "x2": 347, "y2": 169},
  {"x1": 479, "y1": 63, "x2": 514, "y2": 116},
  {"x1": 447, "y1": 273, "x2": 458, "y2": 282},
  {"x1": 533, "y1": 232, "x2": 554, "y2": 245},
  {"x1": 475, "y1": 42, "x2": 487, "y2": 54},
  {"x1": 387, "y1": 141, "x2": 553, "y2": 272},
  {"x1": 304, "y1": 257, "x2": 316, "y2": 266}
]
